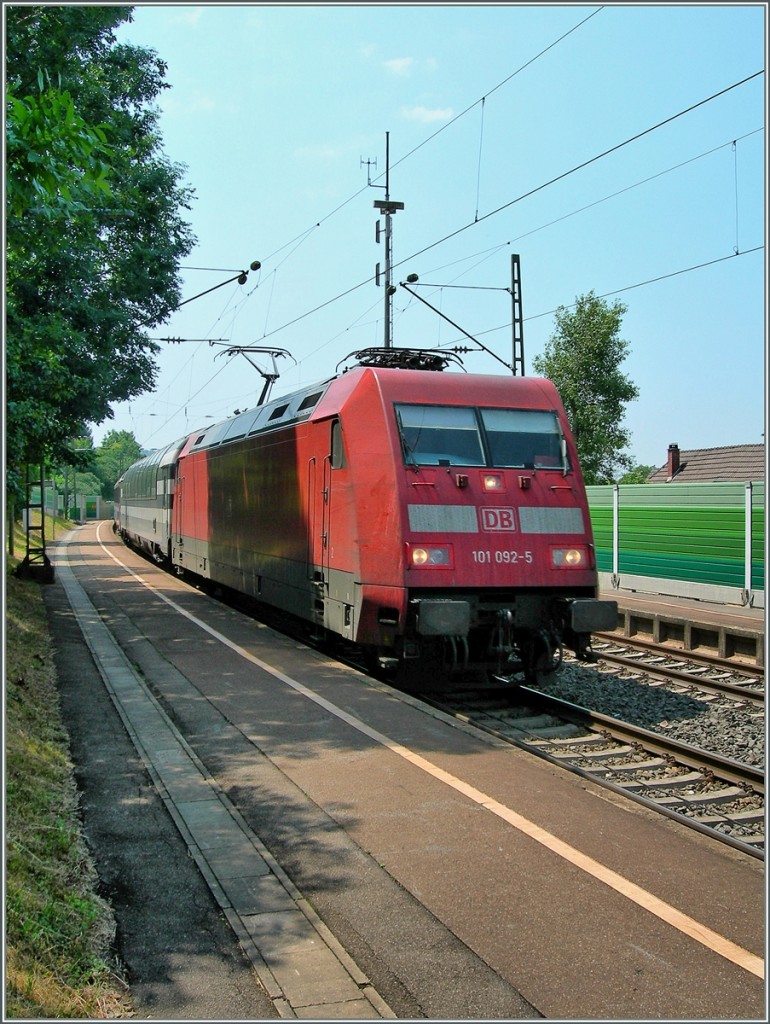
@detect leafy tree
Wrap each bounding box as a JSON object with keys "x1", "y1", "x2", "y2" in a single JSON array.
[
  {"x1": 94, "y1": 430, "x2": 144, "y2": 499},
  {"x1": 618, "y1": 464, "x2": 656, "y2": 484},
  {"x1": 532, "y1": 292, "x2": 639, "y2": 484},
  {"x1": 5, "y1": 6, "x2": 196, "y2": 502},
  {"x1": 5, "y1": 70, "x2": 112, "y2": 220}
]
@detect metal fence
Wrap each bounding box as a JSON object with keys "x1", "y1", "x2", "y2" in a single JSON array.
[{"x1": 33, "y1": 483, "x2": 113, "y2": 522}]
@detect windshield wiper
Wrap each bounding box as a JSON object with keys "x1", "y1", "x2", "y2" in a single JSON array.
[{"x1": 395, "y1": 410, "x2": 420, "y2": 472}]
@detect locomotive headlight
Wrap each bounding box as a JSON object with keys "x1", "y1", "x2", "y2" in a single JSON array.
[
  {"x1": 551, "y1": 546, "x2": 587, "y2": 568},
  {"x1": 482, "y1": 473, "x2": 504, "y2": 491},
  {"x1": 407, "y1": 544, "x2": 453, "y2": 568}
]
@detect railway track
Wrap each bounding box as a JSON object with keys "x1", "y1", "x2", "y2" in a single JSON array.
[
  {"x1": 586, "y1": 637, "x2": 765, "y2": 706},
  {"x1": 593, "y1": 626, "x2": 761, "y2": 675},
  {"x1": 416, "y1": 682, "x2": 764, "y2": 861}
]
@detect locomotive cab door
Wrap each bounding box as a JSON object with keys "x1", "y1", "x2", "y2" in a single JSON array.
[{"x1": 308, "y1": 418, "x2": 356, "y2": 640}]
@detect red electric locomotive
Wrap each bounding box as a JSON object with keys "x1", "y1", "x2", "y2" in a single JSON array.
[{"x1": 115, "y1": 349, "x2": 617, "y2": 686}]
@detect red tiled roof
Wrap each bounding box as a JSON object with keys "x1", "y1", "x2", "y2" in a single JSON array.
[{"x1": 647, "y1": 444, "x2": 765, "y2": 483}]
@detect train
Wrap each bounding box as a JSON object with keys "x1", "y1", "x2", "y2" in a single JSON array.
[{"x1": 114, "y1": 348, "x2": 617, "y2": 687}]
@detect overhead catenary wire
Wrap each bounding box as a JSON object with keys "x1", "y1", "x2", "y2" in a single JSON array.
[
  {"x1": 202, "y1": 5, "x2": 606, "y2": 338},
  {"x1": 587, "y1": 246, "x2": 763, "y2": 305},
  {"x1": 130, "y1": 4, "x2": 609, "y2": 428},
  {"x1": 254, "y1": 71, "x2": 763, "y2": 345},
  {"x1": 138, "y1": 242, "x2": 763, "y2": 445},
  {"x1": 733, "y1": 140, "x2": 740, "y2": 255},
  {"x1": 137, "y1": 93, "x2": 763, "y2": 441},
  {"x1": 139, "y1": 357, "x2": 233, "y2": 446},
  {"x1": 475, "y1": 96, "x2": 485, "y2": 222},
  {"x1": 385, "y1": 6, "x2": 606, "y2": 179},
  {"x1": 458, "y1": 245, "x2": 765, "y2": 341},
  {"x1": 128, "y1": 18, "x2": 761, "y2": 446},
  {"x1": 413, "y1": 127, "x2": 763, "y2": 284},
  {"x1": 399, "y1": 71, "x2": 765, "y2": 270},
  {"x1": 167, "y1": 120, "x2": 763, "y2": 396}
]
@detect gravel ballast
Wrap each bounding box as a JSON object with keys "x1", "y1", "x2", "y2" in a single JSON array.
[{"x1": 533, "y1": 660, "x2": 765, "y2": 768}]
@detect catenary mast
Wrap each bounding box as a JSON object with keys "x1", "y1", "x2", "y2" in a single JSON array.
[{"x1": 373, "y1": 132, "x2": 404, "y2": 348}]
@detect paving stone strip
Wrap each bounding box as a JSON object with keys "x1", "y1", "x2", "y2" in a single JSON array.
[{"x1": 55, "y1": 540, "x2": 395, "y2": 1020}]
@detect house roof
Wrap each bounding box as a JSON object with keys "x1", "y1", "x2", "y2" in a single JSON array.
[{"x1": 647, "y1": 444, "x2": 765, "y2": 483}]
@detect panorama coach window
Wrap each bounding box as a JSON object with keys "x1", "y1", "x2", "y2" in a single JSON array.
[
  {"x1": 395, "y1": 404, "x2": 485, "y2": 466},
  {"x1": 480, "y1": 408, "x2": 567, "y2": 469}
]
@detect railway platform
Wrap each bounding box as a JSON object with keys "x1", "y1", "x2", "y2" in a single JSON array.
[
  {"x1": 599, "y1": 587, "x2": 765, "y2": 667},
  {"x1": 46, "y1": 524, "x2": 765, "y2": 1020}
]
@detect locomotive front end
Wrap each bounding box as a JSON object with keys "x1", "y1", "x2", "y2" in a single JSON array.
[{"x1": 356, "y1": 370, "x2": 617, "y2": 686}]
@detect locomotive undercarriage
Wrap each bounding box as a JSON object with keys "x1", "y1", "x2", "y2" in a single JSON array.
[{"x1": 374, "y1": 589, "x2": 617, "y2": 690}]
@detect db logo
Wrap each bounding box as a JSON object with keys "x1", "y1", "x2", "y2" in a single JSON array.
[{"x1": 481, "y1": 507, "x2": 516, "y2": 532}]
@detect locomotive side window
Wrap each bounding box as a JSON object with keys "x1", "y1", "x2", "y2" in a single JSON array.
[
  {"x1": 480, "y1": 408, "x2": 568, "y2": 470},
  {"x1": 331, "y1": 419, "x2": 346, "y2": 469},
  {"x1": 395, "y1": 404, "x2": 485, "y2": 466}
]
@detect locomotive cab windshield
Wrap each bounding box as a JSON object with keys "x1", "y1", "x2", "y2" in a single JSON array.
[{"x1": 394, "y1": 403, "x2": 570, "y2": 471}]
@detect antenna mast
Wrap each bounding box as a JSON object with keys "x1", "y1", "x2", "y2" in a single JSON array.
[{"x1": 372, "y1": 132, "x2": 404, "y2": 348}]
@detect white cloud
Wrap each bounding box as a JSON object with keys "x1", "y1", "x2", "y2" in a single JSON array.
[
  {"x1": 189, "y1": 93, "x2": 217, "y2": 113},
  {"x1": 383, "y1": 57, "x2": 414, "y2": 77},
  {"x1": 167, "y1": 7, "x2": 204, "y2": 28},
  {"x1": 401, "y1": 105, "x2": 454, "y2": 123}
]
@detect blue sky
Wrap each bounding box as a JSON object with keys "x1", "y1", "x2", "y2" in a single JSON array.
[{"x1": 94, "y1": 3, "x2": 766, "y2": 470}]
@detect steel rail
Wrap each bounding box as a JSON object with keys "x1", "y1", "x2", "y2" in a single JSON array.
[
  {"x1": 521, "y1": 688, "x2": 764, "y2": 794},
  {"x1": 586, "y1": 649, "x2": 765, "y2": 705},
  {"x1": 593, "y1": 632, "x2": 764, "y2": 679}
]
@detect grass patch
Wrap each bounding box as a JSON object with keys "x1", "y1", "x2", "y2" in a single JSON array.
[{"x1": 5, "y1": 516, "x2": 133, "y2": 1018}]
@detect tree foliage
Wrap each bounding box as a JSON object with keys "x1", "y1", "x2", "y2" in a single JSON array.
[
  {"x1": 93, "y1": 430, "x2": 144, "y2": 499},
  {"x1": 46, "y1": 430, "x2": 142, "y2": 504},
  {"x1": 618, "y1": 464, "x2": 656, "y2": 484},
  {"x1": 5, "y1": 5, "x2": 196, "y2": 498},
  {"x1": 5, "y1": 71, "x2": 112, "y2": 220},
  {"x1": 532, "y1": 292, "x2": 639, "y2": 484}
]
